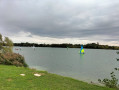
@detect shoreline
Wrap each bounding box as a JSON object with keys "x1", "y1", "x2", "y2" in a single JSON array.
[
  {"x1": 0, "y1": 65, "x2": 114, "y2": 90},
  {"x1": 29, "y1": 66, "x2": 104, "y2": 86}
]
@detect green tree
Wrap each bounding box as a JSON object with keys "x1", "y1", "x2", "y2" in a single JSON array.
[
  {"x1": 0, "y1": 34, "x2": 2, "y2": 41},
  {"x1": 3, "y1": 37, "x2": 13, "y2": 53},
  {"x1": 0, "y1": 34, "x2": 3, "y2": 50}
]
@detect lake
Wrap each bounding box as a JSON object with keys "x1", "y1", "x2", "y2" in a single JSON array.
[{"x1": 13, "y1": 47, "x2": 119, "y2": 84}]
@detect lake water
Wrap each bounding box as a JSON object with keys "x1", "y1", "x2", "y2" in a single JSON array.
[{"x1": 13, "y1": 47, "x2": 119, "y2": 84}]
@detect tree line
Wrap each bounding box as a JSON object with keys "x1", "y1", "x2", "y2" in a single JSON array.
[{"x1": 14, "y1": 42, "x2": 119, "y2": 50}]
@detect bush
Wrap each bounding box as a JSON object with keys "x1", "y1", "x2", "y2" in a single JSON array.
[
  {"x1": 98, "y1": 72, "x2": 118, "y2": 88},
  {"x1": 0, "y1": 53, "x2": 28, "y2": 67},
  {"x1": 98, "y1": 51, "x2": 119, "y2": 89}
]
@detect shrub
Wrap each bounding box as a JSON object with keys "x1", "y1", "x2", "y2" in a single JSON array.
[
  {"x1": 98, "y1": 72, "x2": 118, "y2": 88},
  {"x1": 0, "y1": 53, "x2": 28, "y2": 67},
  {"x1": 98, "y1": 51, "x2": 119, "y2": 89}
]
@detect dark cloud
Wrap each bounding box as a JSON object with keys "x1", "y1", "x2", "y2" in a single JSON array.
[{"x1": 0, "y1": 0, "x2": 119, "y2": 44}]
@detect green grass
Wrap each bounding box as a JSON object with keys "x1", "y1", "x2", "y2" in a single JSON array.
[{"x1": 0, "y1": 65, "x2": 116, "y2": 90}]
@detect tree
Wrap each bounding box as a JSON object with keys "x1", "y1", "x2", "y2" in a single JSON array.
[
  {"x1": 0, "y1": 34, "x2": 3, "y2": 50},
  {"x1": 0, "y1": 34, "x2": 2, "y2": 41},
  {"x1": 0, "y1": 34, "x2": 13, "y2": 53},
  {"x1": 0, "y1": 33, "x2": 28, "y2": 67},
  {"x1": 4, "y1": 37, "x2": 13, "y2": 53}
]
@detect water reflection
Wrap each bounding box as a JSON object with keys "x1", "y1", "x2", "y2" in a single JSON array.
[{"x1": 80, "y1": 53, "x2": 84, "y2": 60}]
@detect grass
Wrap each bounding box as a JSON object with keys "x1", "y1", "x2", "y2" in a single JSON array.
[{"x1": 0, "y1": 65, "x2": 116, "y2": 90}]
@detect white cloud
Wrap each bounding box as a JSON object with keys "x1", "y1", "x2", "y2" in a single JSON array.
[{"x1": 6, "y1": 31, "x2": 118, "y2": 46}]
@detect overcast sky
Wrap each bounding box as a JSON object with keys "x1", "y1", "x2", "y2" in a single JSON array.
[{"x1": 0, "y1": 0, "x2": 119, "y2": 46}]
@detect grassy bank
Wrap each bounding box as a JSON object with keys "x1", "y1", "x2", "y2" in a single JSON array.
[{"x1": 0, "y1": 65, "x2": 116, "y2": 90}]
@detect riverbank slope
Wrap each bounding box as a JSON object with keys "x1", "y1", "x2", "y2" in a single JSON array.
[{"x1": 0, "y1": 65, "x2": 115, "y2": 90}]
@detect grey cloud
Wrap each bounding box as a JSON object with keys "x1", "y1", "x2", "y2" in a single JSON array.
[{"x1": 0, "y1": 0, "x2": 119, "y2": 42}]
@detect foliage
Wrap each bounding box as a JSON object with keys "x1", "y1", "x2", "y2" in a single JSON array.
[
  {"x1": 0, "y1": 34, "x2": 3, "y2": 50},
  {"x1": 98, "y1": 51, "x2": 119, "y2": 89},
  {"x1": 115, "y1": 52, "x2": 119, "y2": 71},
  {"x1": 3, "y1": 37, "x2": 13, "y2": 53},
  {"x1": 0, "y1": 34, "x2": 13, "y2": 53},
  {"x1": 98, "y1": 72, "x2": 118, "y2": 88},
  {"x1": 0, "y1": 33, "x2": 28, "y2": 67},
  {"x1": 14, "y1": 42, "x2": 119, "y2": 50},
  {"x1": 0, "y1": 53, "x2": 28, "y2": 67}
]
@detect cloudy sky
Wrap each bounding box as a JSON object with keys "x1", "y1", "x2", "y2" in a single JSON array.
[{"x1": 0, "y1": 0, "x2": 119, "y2": 46}]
